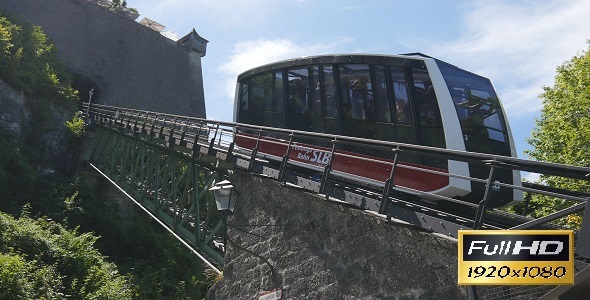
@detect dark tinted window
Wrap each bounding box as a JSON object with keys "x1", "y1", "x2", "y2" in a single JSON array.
[
  {"x1": 411, "y1": 68, "x2": 446, "y2": 161},
  {"x1": 275, "y1": 70, "x2": 284, "y2": 112},
  {"x1": 287, "y1": 67, "x2": 311, "y2": 115},
  {"x1": 241, "y1": 72, "x2": 273, "y2": 111},
  {"x1": 322, "y1": 65, "x2": 338, "y2": 117},
  {"x1": 371, "y1": 65, "x2": 391, "y2": 123},
  {"x1": 390, "y1": 67, "x2": 413, "y2": 125},
  {"x1": 412, "y1": 69, "x2": 442, "y2": 128},
  {"x1": 309, "y1": 66, "x2": 322, "y2": 116},
  {"x1": 339, "y1": 64, "x2": 373, "y2": 120},
  {"x1": 438, "y1": 63, "x2": 508, "y2": 143}
]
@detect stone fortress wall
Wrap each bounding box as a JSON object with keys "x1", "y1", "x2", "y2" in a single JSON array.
[{"x1": 0, "y1": 0, "x2": 207, "y2": 117}]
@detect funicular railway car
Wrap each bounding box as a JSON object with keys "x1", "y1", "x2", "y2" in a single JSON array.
[{"x1": 233, "y1": 53, "x2": 522, "y2": 207}]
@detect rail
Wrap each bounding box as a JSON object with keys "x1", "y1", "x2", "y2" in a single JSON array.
[{"x1": 83, "y1": 103, "x2": 590, "y2": 299}]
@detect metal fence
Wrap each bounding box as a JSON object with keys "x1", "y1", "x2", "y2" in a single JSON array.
[{"x1": 83, "y1": 103, "x2": 590, "y2": 299}]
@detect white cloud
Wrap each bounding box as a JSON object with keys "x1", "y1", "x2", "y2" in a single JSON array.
[
  {"x1": 432, "y1": 0, "x2": 590, "y2": 118},
  {"x1": 217, "y1": 37, "x2": 353, "y2": 100}
]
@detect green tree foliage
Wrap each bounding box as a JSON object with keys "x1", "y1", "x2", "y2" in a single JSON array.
[
  {"x1": 527, "y1": 42, "x2": 590, "y2": 180},
  {"x1": 0, "y1": 12, "x2": 213, "y2": 299},
  {"x1": 0, "y1": 139, "x2": 36, "y2": 213},
  {"x1": 0, "y1": 212, "x2": 132, "y2": 299},
  {"x1": 513, "y1": 42, "x2": 590, "y2": 227},
  {"x1": 0, "y1": 13, "x2": 77, "y2": 104}
]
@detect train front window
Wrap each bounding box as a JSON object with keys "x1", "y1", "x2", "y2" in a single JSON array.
[
  {"x1": 438, "y1": 62, "x2": 508, "y2": 143},
  {"x1": 238, "y1": 71, "x2": 276, "y2": 127},
  {"x1": 241, "y1": 72, "x2": 273, "y2": 111}
]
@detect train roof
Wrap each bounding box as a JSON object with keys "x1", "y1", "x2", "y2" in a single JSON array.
[
  {"x1": 237, "y1": 53, "x2": 489, "y2": 84},
  {"x1": 236, "y1": 53, "x2": 430, "y2": 80}
]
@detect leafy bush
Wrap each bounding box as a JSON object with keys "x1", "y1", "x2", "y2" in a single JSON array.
[
  {"x1": 65, "y1": 111, "x2": 86, "y2": 138},
  {"x1": 0, "y1": 212, "x2": 132, "y2": 299},
  {"x1": 0, "y1": 253, "x2": 64, "y2": 299},
  {"x1": 0, "y1": 139, "x2": 36, "y2": 213}
]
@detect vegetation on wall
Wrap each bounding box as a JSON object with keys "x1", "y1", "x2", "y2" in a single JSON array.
[
  {"x1": 0, "y1": 12, "x2": 212, "y2": 299},
  {"x1": 65, "y1": 111, "x2": 86, "y2": 138},
  {"x1": 0, "y1": 14, "x2": 77, "y2": 104}
]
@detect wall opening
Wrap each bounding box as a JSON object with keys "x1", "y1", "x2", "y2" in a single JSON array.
[{"x1": 71, "y1": 74, "x2": 100, "y2": 105}]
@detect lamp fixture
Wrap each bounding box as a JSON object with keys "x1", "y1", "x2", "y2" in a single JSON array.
[{"x1": 210, "y1": 179, "x2": 239, "y2": 214}]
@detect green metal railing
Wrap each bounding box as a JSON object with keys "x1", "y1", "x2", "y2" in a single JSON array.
[{"x1": 86, "y1": 112, "x2": 231, "y2": 272}]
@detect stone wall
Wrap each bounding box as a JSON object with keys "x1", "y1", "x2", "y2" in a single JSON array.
[
  {"x1": 208, "y1": 170, "x2": 468, "y2": 299},
  {"x1": 0, "y1": 0, "x2": 207, "y2": 118}
]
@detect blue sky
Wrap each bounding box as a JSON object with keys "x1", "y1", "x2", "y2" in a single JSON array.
[{"x1": 130, "y1": 0, "x2": 590, "y2": 163}]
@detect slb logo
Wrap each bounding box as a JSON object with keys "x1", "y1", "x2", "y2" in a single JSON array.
[{"x1": 458, "y1": 230, "x2": 574, "y2": 285}]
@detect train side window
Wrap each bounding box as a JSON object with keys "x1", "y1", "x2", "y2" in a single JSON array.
[
  {"x1": 322, "y1": 66, "x2": 338, "y2": 118},
  {"x1": 275, "y1": 70, "x2": 284, "y2": 112},
  {"x1": 309, "y1": 65, "x2": 322, "y2": 116},
  {"x1": 367, "y1": 65, "x2": 391, "y2": 123},
  {"x1": 371, "y1": 65, "x2": 391, "y2": 123},
  {"x1": 287, "y1": 67, "x2": 310, "y2": 115},
  {"x1": 339, "y1": 64, "x2": 371, "y2": 120},
  {"x1": 411, "y1": 68, "x2": 446, "y2": 164},
  {"x1": 390, "y1": 67, "x2": 413, "y2": 125},
  {"x1": 412, "y1": 69, "x2": 442, "y2": 128}
]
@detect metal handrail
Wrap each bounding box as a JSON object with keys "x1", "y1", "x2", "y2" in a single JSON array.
[
  {"x1": 84, "y1": 103, "x2": 590, "y2": 179},
  {"x1": 84, "y1": 103, "x2": 590, "y2": 226}
]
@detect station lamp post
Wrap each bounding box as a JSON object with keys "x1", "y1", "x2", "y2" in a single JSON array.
[{"x1": 209, "y1": 180, "x2": 239, "y2": 251}]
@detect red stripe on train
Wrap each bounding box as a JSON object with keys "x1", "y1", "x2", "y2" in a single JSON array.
[{"x1": 235, "y1": 133, "x2": 449, "y2": 192}]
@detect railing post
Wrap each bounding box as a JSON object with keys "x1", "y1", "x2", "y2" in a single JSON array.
[
  {"x1": 192, "y1": 121, "x2": 205, "y2": 159},
  {"x1": 140, "y1": 114, "x2": 149, "y2": 135},
  {"x1": 278, "y1": 133, "x2": 294, "y2": 182},
  {"x1": 379, "y1": 147, "x2": 401, "y2": 215},
  {"x1": 248, "y1": 130, "x2": 262, "y2": 171},
  {"x1": 319, "y1": 139, "x2": 338, "y2": 196},
  {"x1": 125, "y1": 111, "x2": 133, "y2": 129},
  {"x1": 132, "y1": 112, "x2": 140, "y2": 135},
  {"x1": 225, "y1": 127, "x2": 237, "y2": 162},
  {"x1": 469, "y1": 160, "x2": 498, "y2": 300},
  {"x1": 179, "y1": 121, "x2": 188, "y2": 146},
  {"x1": 208, "y1": 123, "x2": 220, "y2": 156},
  {"x1": 115, "y1": 110, "x2": 123, "y2": 130},
  {"x1": 157, "y1": 116, "x2": 167, "y2": 140},
  {"x1": 168, "y1": 118, "x2": 177, "y2": 149},
  {"x1": 473, "y1": 161, "x2": 498, "y2": 230},
  {"x1": 148, "y1": 115, "x2": 158, "y2": 142}
]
